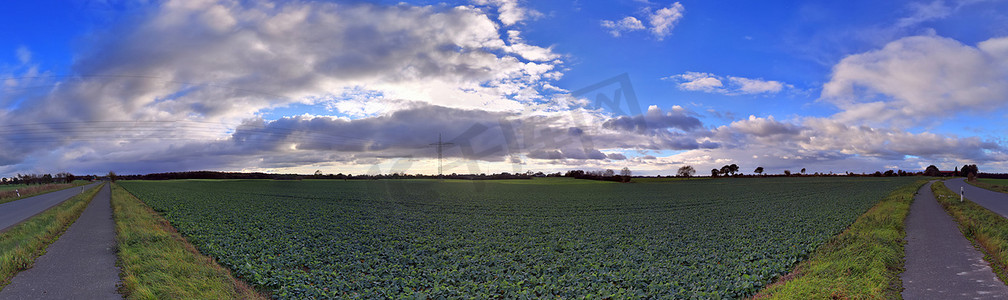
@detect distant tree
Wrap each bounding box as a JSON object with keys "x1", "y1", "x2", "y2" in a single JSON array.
[
  {"x1": 711, "y1": 169, "x2": 719, "y2": 177},
  {"x1": 884, "y1": 170, "x2": 895, "y2": 177},
  {"x1": 924, "y1": 165, "x2": 941, "y2": 177},
  {"x1": 677, "y1": 165, "x2": 696, "y2": 178},
  {"x1": 954, "y1": 166, "x2": 960, "y2": 177},
  {"x1": 604, "y1": 169, "x2": 616, "y2": 177},
  {"x1": 720, "y1": 165, "x2": 731, "y2": 176},
  {"x1": 800, "y1": 168, "x2": 806, "y2": 175},
  {"x1": 314, "y1": 170, "x2": 323, "y2": 176},
  {"x1": 620, "y1": 167, "x2": 631, "y2": 182},
  {"x1": 108, "y1": 171, "x2": 117, "y2": 182},
  {"x1": 961, "y1": 164, "x2": 979, "y2": 178},
  {"x1": 729, "y1": 164, "x2": 740, "y2": 176},
  {"x1": 754, "y1": 166, "x2": 764, "y2": 176},
  {"x1": 784, "y1": 170, "x2": 792, "y2": 176}
]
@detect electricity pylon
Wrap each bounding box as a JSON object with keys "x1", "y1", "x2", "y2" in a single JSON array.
[{"x1": 429, "y1": 133, "x2": 453, "y2": 179}]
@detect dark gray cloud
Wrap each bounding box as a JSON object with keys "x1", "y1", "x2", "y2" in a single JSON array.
[{"x1": 602, "y1": 105, "x2": 702, "y2": 133}]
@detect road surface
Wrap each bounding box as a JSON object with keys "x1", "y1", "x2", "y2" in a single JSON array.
[
  {"x1": 0, "y1": 182, "x2": 102, "y2": 232},
  {"x1": 901, "y1": 181, "x2": 1008, "y2": 299},
  {"x1": 0, "y1": 183, "x2": 121, "y2": 299},
  {"x1": 945, "y1": 177, "x2": 1008, "y2": 218}
]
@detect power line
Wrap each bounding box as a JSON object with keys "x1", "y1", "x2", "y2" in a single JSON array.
[{"x1": 429, "y1": 133, "x2": 454, "y2": 179}]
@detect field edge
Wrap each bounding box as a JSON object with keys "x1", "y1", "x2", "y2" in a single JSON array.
[
  {"x1": 752, "y1": 179, "x2": 928, "y2": 299},
  {"x1": 111, "y1": 182, "x2": 267, "y2": 300}
]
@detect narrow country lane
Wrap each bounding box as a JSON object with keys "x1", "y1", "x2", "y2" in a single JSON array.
[
  {"x1": 0, "y1": 183, "x2": 121, "y2": 299},
  {"x1": 945, "y1": 178, "x2": 1008, "y2": 218},
  {"x1": 0, "y1": 182, "x2": 102, "y2": 232},
  {"x1": 901, "y1": 181, "x2": 1008, "y2": 299}
]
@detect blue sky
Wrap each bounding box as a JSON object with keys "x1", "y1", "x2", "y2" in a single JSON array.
[{"x1": 1, "y1": 0, "x2": 1007, "y2": 176}]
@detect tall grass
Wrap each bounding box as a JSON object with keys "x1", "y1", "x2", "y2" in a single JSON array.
[
  {"x1": 932, "y1": 181, "x2": 1008, "y2": 284},
  {"x1": 0, "y1": 183, "x2": 103, "y2": 290},
  {"x1": 753, "y1": 179, "x2": 927, "y2": 299},
  {"x1": 112, "y1": 183, "x2": 265, "y2": 299}
]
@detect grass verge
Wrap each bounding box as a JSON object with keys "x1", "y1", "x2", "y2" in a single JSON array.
[
  {"x1": 752, "y1": 179, "x2": 928, "y2": 299},
  {"x1": 0, "y1": 183, "x2": 103, "y2": 290},
  {"x1": 111, "y1": 183, "x2": 266, "y2": 299},
  {"x1": 0, "y1": 181, "x2": 92, "y2": 205},
  {"x1": 967, "y1": 178, "x2": 1008, "y2": 194},
  {"x1": 931, "y1": 181, "x2": 1008, "y2": 285}
]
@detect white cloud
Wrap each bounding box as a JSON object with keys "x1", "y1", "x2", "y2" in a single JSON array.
[
  {"x1": 658, "y1": 114, "x2": 1007, "y2": 175},
  {"x1": 648, "y1": 2, "x2": 685, "y2": 40},
  {"x1": 601, "y1": 2, "x2": 684, "y2": 40},
  {"x1": 0, "y1": 0, "x2": 569, "y2": 174},
  {"x1": 664, "y1": 72, "x2": 792, "y2": 95},
  {"x1": 728, "y1": 76, "x2": 786, "y2": 94},
  {"x1": 822, "y1": 35, "x2": 1008, "y2": 127},
  {"x1": 600, "y1": 17, "x2": 645, "y2": 37},
  {"x1": 897, "y1": 0, "x2": 952, "y2": 28},
  {"x1": 15, "y1": 46, "x2": 31, "y2": 64},
  {"x1": 471, "y1": 0, "x2": 541, "y2": 25}
]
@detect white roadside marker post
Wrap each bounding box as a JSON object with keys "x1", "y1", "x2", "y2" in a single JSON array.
[
  {"x1": 15, "y1": 189, "x2": 19, "y2": 197},
  {"x1": 961, "y1": 186, "x2": 964, "y2": 203}
]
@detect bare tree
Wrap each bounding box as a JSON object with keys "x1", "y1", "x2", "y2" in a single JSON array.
[
  {"x1": 620, "y1": 167, "x2": 632, "y2": 182},
  {"x1": 677, "y1": 165, "x2": 696, "y2": 178}
]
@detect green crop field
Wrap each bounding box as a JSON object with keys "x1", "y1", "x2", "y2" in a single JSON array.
[{"x1": 119, "y1": 177, "x2": 918, "y2": 298}]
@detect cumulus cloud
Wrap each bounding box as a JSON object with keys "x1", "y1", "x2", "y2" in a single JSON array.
[
  {"x1": 600, "y1": 17, "x2": 646, "y2": 37},
  {"x1": 648, "y1": 2, "x2": 685, "y2": 40},
  {"x1": 601, "y1": 105, "x2": 702, "y2": 133},
  {"x1": 670, "y1": 114, "x2": 1008, "y2": 175},
  {"x1": 663, "y1": 72, "x2": 792, "y2": 95},
  {"x1": 601, "y1": 2, "x2": 684, "y2": 40},
  {"x1": 471, "y1": 0, "x2": 541, "y2": 26},
  {"x1": 0, "y1": 0, "x2": 572, "y2": 174},
  {"x1": 822, "y1": 35, "x2": 1008, "y2": 127}
]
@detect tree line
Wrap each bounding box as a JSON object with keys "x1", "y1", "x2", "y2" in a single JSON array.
[{"x1": 0, "y1": 172, "x2": 82, "y2": 185}]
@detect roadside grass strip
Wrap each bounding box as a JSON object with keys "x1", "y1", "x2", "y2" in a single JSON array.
[
  {"x1": 754, "y1": 179, "x2": 927, "y2": 299},
  {"x1": 111, "y1": 183, "x2": 265, "y2": 300},
  {"x1": 0, "y1": 181, "x2": 91, "y2": 205},
  {"x1": 932, "y1": 181, "x2": 1008, "y2": 285},
  {"x1": 0, "y1": 182, "x2": 104, "y2": 290},
  {"x1": 969, "y1": 178, "x2": 1008, "y2": 194}
]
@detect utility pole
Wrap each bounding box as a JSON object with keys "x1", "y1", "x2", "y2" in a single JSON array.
[{"x1": 429, "y1": 133, "x2": 454, "y2": 180}]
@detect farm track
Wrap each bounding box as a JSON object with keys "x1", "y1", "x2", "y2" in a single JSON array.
[
  {"x1": 0, "y1": 182, "x2": 102, "y2": 232},
  {"x1": 945, "y1": 178, "x2": 1008, "y2": 218},
  {"x1": 0, "y1": 184, "x2": 121, "y2": 299},
  {"x1": 901, "y1": 181, "x2": 1008, "y2": 298}
]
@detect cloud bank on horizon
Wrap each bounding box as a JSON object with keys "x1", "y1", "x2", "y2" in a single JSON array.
[{"x1": 1, "y1": 0, "x2": 1006, "y2": 176}]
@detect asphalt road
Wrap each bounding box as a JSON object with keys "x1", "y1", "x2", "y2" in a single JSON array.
[
  {"x1": 0, "y1": 182, "x2": 102, "y2": 232},
  {"x1": 901, "y1": 181, "x2": 1008, "y2": 299},
  {"x1": 945, "y1": 177, "x2": 1008, "y2": 218},
  {"x1": 0, "y1": 183, "x2": 121, "y2": 299}
]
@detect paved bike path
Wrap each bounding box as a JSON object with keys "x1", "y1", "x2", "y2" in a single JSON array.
[
  {"x1": 0, "y1": 182, "x2": 102, "y2": 232},
  {"x1": 945, "y1": 177, "x2": 1008, "y2": 218},
  {"x1": 0, "y1": 183, "x2": 121, "y2": 299},
  {"x1": 901, "y1": 181, "x2": 1008, "y2": 299}
]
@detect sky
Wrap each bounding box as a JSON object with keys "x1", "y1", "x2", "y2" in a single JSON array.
[{"x1": 1, "y1": 0, "x2": 1007, "y2": 176}]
